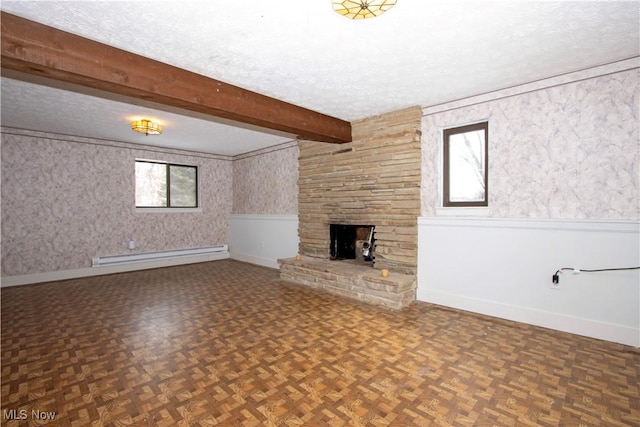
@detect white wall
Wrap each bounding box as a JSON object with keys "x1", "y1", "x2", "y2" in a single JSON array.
[
  {"x1": 230, "y1": 214, "x2": 299, "y2": 269},
  {"x1": 230, "y1": 143, "x2": 299, "y2": 269},
  {"x1": 417, "y1": 218, "x2": 639, "y2": 346},
  {"x1": 418, "y1": 60, "x2": 640, "y2": 346}
]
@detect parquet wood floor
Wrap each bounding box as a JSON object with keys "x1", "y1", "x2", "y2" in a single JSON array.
[{"x1": 1, "y1": 260, "x2": 638, "y2": 426}]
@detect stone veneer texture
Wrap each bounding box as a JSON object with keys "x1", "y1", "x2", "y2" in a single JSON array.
[
  {"x1": 298, "y1": 106, "x2": 422, "y2": 275},
  {"x1": 1, "y1": 129, "x2": 232, "y2": 276}
]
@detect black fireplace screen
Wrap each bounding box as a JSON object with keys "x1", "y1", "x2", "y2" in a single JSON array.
[{"x1": 330, "y1": 224, "x2": 375, "y2": 262}]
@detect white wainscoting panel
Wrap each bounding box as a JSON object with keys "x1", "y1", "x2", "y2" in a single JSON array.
[
  {"x1": 230, "y1": 214, "x2": 299, "y2": 269},
  {"x1": 417, "y1": 217, "x2": 640, "y2": 347}
]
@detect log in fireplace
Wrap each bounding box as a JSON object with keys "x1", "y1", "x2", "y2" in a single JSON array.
[{"x1": 329, "y1": 224, "x2": 375, "y2": 265}]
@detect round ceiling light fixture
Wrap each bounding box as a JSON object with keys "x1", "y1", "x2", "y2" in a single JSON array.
[{"x1": 332, "y1": 0, "x2": 397, "y2": 19}]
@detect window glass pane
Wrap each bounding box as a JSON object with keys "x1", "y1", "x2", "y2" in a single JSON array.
[
  {"x1": 135, "y1": 162, "x2": 167, "y2": 207},
  {"x1": 169, "y1": 165, "x2": 197, "y2": 207},
  {"x1": 448, "y1": 129, "x2": 486, "y2": 202}
]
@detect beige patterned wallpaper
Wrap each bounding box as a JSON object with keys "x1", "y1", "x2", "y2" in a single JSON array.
[
  {"x1": 421, "y1": 66, "x2": 639, "y2": 219},
  {"x1": 1, "y1": 129, "x2": 232, "y2": 276},
  {"x1": 232, "y1": 141, "x2": 298, "y2": 215},
  {"x1": 6, "y1": 64, "x2": 636, "y2": 278}
]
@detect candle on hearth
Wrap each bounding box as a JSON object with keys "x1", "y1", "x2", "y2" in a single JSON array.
[{"x1": 381, "y1": 269, "x2": 389, "y2": 277}]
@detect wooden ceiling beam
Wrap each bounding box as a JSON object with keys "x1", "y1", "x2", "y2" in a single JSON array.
[{"x1": 0, "y1": 12, "x2": 352, "y2": 143}]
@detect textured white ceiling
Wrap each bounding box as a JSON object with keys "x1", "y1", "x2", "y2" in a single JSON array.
[
  {"x1": 1, "y1": 72, "x2": 294, "y2": 156},
  {"x1": 1, "y1": 0, "x2": 639, "y2": 155}
]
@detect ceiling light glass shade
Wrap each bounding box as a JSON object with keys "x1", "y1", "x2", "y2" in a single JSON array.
[
  {"x1": 332, "y1": 0, "x2": 397, "y2": 19},
  {"x1": 131, "y1": 119, "x2": 162, "y2": 135}
]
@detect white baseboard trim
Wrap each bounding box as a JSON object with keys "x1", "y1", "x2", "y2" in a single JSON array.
[
  {"x1": 1, "y1": 252, "x2": 230, "y2": 287},
  {"x1": 230, "y1": 253, "x2": 279, "y2": 269},
  {"x1": 419, "y1": 289, "x2": 639, "y2": 347}
]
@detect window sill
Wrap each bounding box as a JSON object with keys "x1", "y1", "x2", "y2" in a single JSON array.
[
  {"x1": 436, "y1": 207, "x2": 491, "y2": 217},
  {"x1": 136, "y1": 207, "x2": 203, "y2": 214}
]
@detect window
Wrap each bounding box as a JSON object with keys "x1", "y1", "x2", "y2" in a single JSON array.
[
  {"x1": 443, "y1": 122, "x2": 488, "y2": 207},
  {"x1": 135, "y1": 160, "x2": 198, "y2": 208}
]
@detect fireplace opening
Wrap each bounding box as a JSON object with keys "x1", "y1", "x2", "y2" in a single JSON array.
[{"x1": 330, "y1": 224, "x2": 375, "y2": 265}]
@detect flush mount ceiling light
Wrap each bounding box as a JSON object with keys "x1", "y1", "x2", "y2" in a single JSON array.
[
  {"x1": 332, "y1": 0, "x2": 397, "y2": 19},
  {"x1": 131, "y1": 119, "x2": 162, "y2": 136}
]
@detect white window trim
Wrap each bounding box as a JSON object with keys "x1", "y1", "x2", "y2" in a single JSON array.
[{"x1": 136, "y1": 207, "x2": 203, "y2": 214}]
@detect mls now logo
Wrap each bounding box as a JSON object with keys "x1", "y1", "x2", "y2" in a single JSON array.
[{"x1": 3, "y1": 409, "x2": 57, "y2": 421}]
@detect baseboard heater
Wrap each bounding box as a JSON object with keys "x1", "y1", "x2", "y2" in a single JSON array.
[{"x1": 92, "y1": 245, "x2": 228, "y2": 267}]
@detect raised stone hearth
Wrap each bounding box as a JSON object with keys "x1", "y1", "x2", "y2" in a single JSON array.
[{"x1": 279, "y1": 257, "x2": 416, "y2": 310}]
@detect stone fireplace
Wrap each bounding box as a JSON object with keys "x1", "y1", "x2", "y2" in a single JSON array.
[{"x1": 279, "y1": 106, "x2": 422, "y2": 309}]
